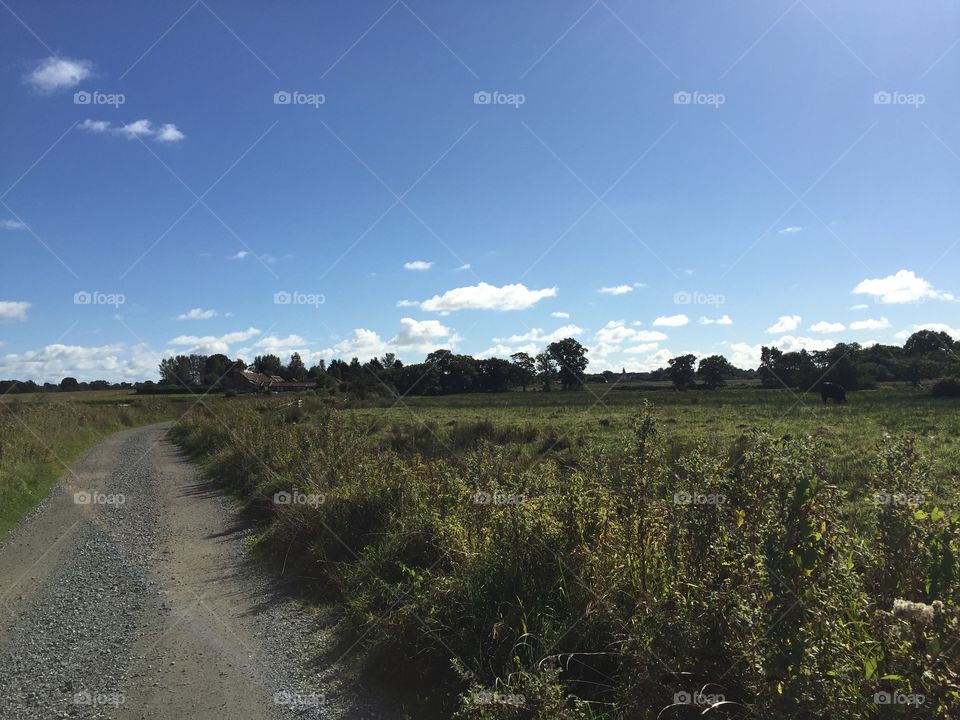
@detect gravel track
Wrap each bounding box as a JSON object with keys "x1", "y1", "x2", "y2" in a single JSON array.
[{"x1": 0, "y1": 423, "x2": 392, "y2": 720}]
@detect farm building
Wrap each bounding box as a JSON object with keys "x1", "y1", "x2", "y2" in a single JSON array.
[{"x1": 227, "y1": 370, "x2": 315, "y2": 393}]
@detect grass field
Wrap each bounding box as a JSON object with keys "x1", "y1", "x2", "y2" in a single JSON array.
[
  {"x1": 349, "y1": 385, "x2": 960, "y2": 493},
  {"x1": 0, "y1": 393, "x2": 189, "y2": 536},
  {"x1": 170, "y1": 384, "x2": 960, "y2": 719}
]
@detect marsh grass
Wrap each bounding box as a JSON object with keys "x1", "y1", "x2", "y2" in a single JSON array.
[
  {"x1": 0, "y1": 396, "x2": 182, "y2": 536},
  {"x1": 171, "y1": 387, "x2": 960, "y2": 719}
]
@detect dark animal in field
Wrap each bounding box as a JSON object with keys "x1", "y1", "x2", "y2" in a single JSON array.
[{"x1": 819, "y1": 382, "x2": 846, "y2": 404}]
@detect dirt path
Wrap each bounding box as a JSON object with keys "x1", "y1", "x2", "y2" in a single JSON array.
[{"x1": 0, "y1": 423, "x2": 390, "y2": 720}]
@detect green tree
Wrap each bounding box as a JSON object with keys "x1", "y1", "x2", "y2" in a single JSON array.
[
  {"x1": 59, "y1": 376, "x2": 80, "y2": 392},
  {"x1": 697, "y1": 354, "x2": 735, "y2": 389},
  {"x1": 904, "y1": 329, "x2": 954, "y2": 356},
  {"x1": 286, "y1": 352, "x2": 308, "y2": 381},
  {"x1": 509, "y1": 352, "x2": 536, "y2": 391},
  {"x1": 536, "y1": 352, "x2": 557, "y2": 391},
  {"x1": 253, "y1": 354, "x2": 283, "y2": 376},
  {"x1": 202, "y1": 354, "x2": 241, "y2": 386},
  {"x1": 666, "y1": 354, "x2": 697, "y2": 391},
  {"x1": 546, "y1": 338, "x2": 589, "y2": 390},
  {"x1": 759, "y1": 346, "x2": 784, "y2": 388}
]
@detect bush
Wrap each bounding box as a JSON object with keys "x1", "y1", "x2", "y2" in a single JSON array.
[
  {"x1": 931, "y1": 377, "x2": 960, "y2": 397},
  {"x1": 169, "y1": 401, "x2": 960, "y2": 719}
]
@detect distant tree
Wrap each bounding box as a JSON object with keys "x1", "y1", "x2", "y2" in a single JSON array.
[
  {"x1": 547, "y1": 338, "x2": 589, "y2": 390},
  {"x1": 536, "y1": 352, "x2": 557, "y2": 391},
  {"x1": 253, "y1": 354, "x2": 284, "y2": 376},
  {"x1": 203, "y1": 354, "x2": 240, "y2": 386},
  {"x1": 697, "y1": 355, "x2": 735, "y2": 389},
  {"x1": 759, "y1": 346, "x2": 785, "y2": 388},
  {"x1": 476, "y1": 358, "x2": 513, "y2": 392},
  {"x1": 813, "y1": 343, "x2": 860, "y2": 390},
  {"x1": 286, "y1": 352, "x2": 308, "y2": 381},
  {"x1": 904, "y1": 329, "x2": 954, "y2": 356},
  {"x1": 59, "y1": 376, "x2": 80, "y2": 392},
  {"x1": 381, "y1": 353, "x2": 398, "y2": 369},
  {"x1": 509, "y1": 352, "x2": 536, "y2": 391},
  {"x1": 666, "y1": 354, "x2": 697, "y2": 391},
  {"x1": 779, "y1": 349, "x2": 818, "y2": 390},
  {"x1": 426, "y1": 349, "x2": 478, "y2": 394}
]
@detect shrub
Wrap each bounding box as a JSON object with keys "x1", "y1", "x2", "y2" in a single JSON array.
[{"x1": 931, "y1": 377, "x2": 960, "y2": 397}]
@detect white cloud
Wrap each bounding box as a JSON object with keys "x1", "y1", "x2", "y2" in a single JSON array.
[
  {"x1": 168, "y1": 327, "x2": 260, "y2": 355},
  {"x1": 118, "y1": 119, "x2": 154, "y2": 139},
  {"x1": 605, "y1": 348, "x2": 675, "y2": 373},
  {"x1": 420, "y1": 282, "x2": 556, "y2": 312},
  {"x1": 551, "y1": 311, "x2": 570, "y2": 319},
  {"x1": 1, "y1": 219, "x2": 26, "y2": 230},
  {"x1": 778, "y1": 226, "x2": 803, "y2": 234},
  {"x1": 809, "y1": 321, "x2": 845, "y2": 333},
  {"x1": 493, "y1": 325, "x2": 584, "y2": 345},
  {"x1": 849, "y1": 317, "x2": 890, "y2": 331},
  {"x1": 850, "y1": 303, "x2": 869, "y2": 310},
  {"x1": 319, "y1": 318, "x2": 459, "y2": 360},
  {"x1": 0, "y1": 343, "x2": 162, "y2": 383},
  {"x1": 0, "y1": 301, "x2": 30, "y2": 320},
  {"x1": 80, "y1": 118, "x2": 186, "y2": 143},
  {"x1": 176, "y1": 308, "x2": 218, "y2": 321},
  {"x1": 155, "y1": 123, "x2": 185, "y2": 143},
  {"x1": 726, "y1": 333, "x2": 834, "y2": 369},
  {"x1": 475, "y1": 343, "x2": 538, "y2": 359},
  {"x1": 623, "y1": 342, "x2": 660, "y2": 354},
  {"x1": 894, "y1": 322, "x2": 960, "y2": 340},
  {"x1": 727, "y1": 342, "x2": 762, "y2": 370},
  {"x1": 852, "y1": 269, "x2": 954, "y2": 304},
  {"x1": 396, "y1": 299, "x2": 418, "y2": 307},
  {"x1": 480, "y1": 325, "x2": 582, "y2": 357},
  {"x1": 773, "y1": 335, "x2": 836, "y2": 352},
  {"x1": 653, "y1": 314, "x2": 689, "y2": 327},
  {"x1": 767, "y1": 314, "x2": 801, "y2": 333},
  {"x1": 228, "y1": 251, "x2": 250, "y2": 260},
  {"x1": 404, "y1": 260, "x2": 433, "y2": 271},
  {"x1": 395, "y1": 318, "x2": 454, "y2": 345},
  {"x1": 24, "y1": 57, "x2": 92, "y2": 92},
  {"x1": 79, "y1": 119, "x2": 110, "y2": 133},
  {"x1": 251, "y1": 335, "x2": 309, "y2": 357},
  {"x1": 591, "y1": 320, "x2": 667, "y2": 360},
  {"x1": 699, "y1": 315, "x2": 733, "y2": 325},
  {"x1": 455, "y1": 263, "x2": 471, "y2": 271},
  {"x1": 599, "y1": 285, "x2": 634, "y2": 295}
]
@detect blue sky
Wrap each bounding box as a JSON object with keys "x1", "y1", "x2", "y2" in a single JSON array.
[{"x1": 1, "y1": 1, "x2": 958, "y2": 382}]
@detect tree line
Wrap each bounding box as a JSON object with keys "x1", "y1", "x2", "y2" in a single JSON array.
[{"x1": 0, "y1": 329, "x2": 956, "y2": 396}]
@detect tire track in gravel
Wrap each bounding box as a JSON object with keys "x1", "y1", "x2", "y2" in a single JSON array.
[{"x1": 0, "y1": 423, "x2": 393, "y2": 720}]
